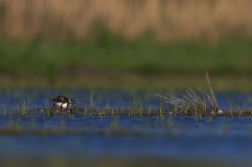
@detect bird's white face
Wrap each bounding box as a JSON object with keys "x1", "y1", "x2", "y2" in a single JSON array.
[
  {"x1": 61, "y1": 103, "x2": 68, "y2": 109},
  {"x1": 54, "y1": 102, "x2": 63, "y2": 108}
]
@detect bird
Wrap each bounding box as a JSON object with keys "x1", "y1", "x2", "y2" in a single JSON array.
[{"x1": 52, "y1": 96, "x2": 75, "y2": 109}]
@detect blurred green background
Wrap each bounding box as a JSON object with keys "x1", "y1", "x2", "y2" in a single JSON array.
[{"x1": 1, "y1": 0, "x2": 252, "y2": 90}]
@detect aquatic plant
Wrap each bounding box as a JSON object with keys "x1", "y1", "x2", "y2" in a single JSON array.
[
  {"x1": 1, "y1": 103, "x2": 7, "y2": 116},
  {"x1": 157, "y1": 72, "x2": 223, "y2": 115},
  {"x1": 44, "y1": 95, "x2": 52, "y2": 116},
  {"x1": 15, "y1": 93, "x2": 30, "y2": 115}
]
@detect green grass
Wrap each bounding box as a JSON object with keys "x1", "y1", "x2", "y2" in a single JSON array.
[
  {"x1": 0, "y1": 157, "x2": 239, "y2": 167},
  {"x1": 1, "y1": 34, "x2": 252, "y2": 90}
]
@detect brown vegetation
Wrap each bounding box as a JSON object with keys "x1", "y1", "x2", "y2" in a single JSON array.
[
  {"x1": 0, "y1": 0, "x2": 252, "y2": 42},
  {"x1": 157, "y1": 72, "x2": 223, "y2": 115}
]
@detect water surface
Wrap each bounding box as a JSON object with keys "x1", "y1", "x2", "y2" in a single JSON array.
[{"x1": 0, "y1": 90, "x2": 252, "y2": 166}]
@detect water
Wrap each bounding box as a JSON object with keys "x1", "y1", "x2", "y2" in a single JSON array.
[{"x1": 1, "y1": 90, "x2": 252, "y2": 165}]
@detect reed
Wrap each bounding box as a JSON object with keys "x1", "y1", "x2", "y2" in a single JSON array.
[
  {"x1": 157, "y1": 72, "x2": 222, "y2": 115},
  {"x1": 1, "y1": 0, "x2": 252, "y2": 42},
  {"x1": 15, "y1": 93, "x2": 29, "y2": 115},
  {"x1": 44, "y1": 95, "x2": 51, "y2": 116},
  {"x1": 1, "y1": 103, "x2": 7, "y2": 116}
]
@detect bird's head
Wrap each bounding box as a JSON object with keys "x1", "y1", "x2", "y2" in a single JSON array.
[{"x1": 68, "y1": 98, "x2": 75, "y2": 106}]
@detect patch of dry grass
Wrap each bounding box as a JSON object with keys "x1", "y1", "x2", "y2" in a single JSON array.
[
  {"x1": 1, "y1": 0, "x2": 252, "y2": 42},
  {"x1": 157, "y1": 72, "x2": 223, "y2": 115}
]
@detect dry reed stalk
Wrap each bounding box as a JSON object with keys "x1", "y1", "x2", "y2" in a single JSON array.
[
  {"x1": 157, "y1": 71, "x2": 223, "y2": 114},
  {"x1": 0, "y1": 0, "x2": 252, "y2": 42}
]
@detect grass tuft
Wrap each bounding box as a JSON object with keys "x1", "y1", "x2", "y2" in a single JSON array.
[{"x1": 157, "y1": 72, "x2": 222, "y2": 116}]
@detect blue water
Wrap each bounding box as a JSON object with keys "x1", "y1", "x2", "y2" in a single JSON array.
[
  {"x1": 0, "y1": 90, "x2": 251, "y2": 111},
  {"x1": 1, "y1": 90, "x2": 252, "y2": 165}
]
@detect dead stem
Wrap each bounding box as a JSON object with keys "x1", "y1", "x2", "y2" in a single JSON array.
[{"x1": 157, "y1": 72, "x2": 223, "y2": 115}]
